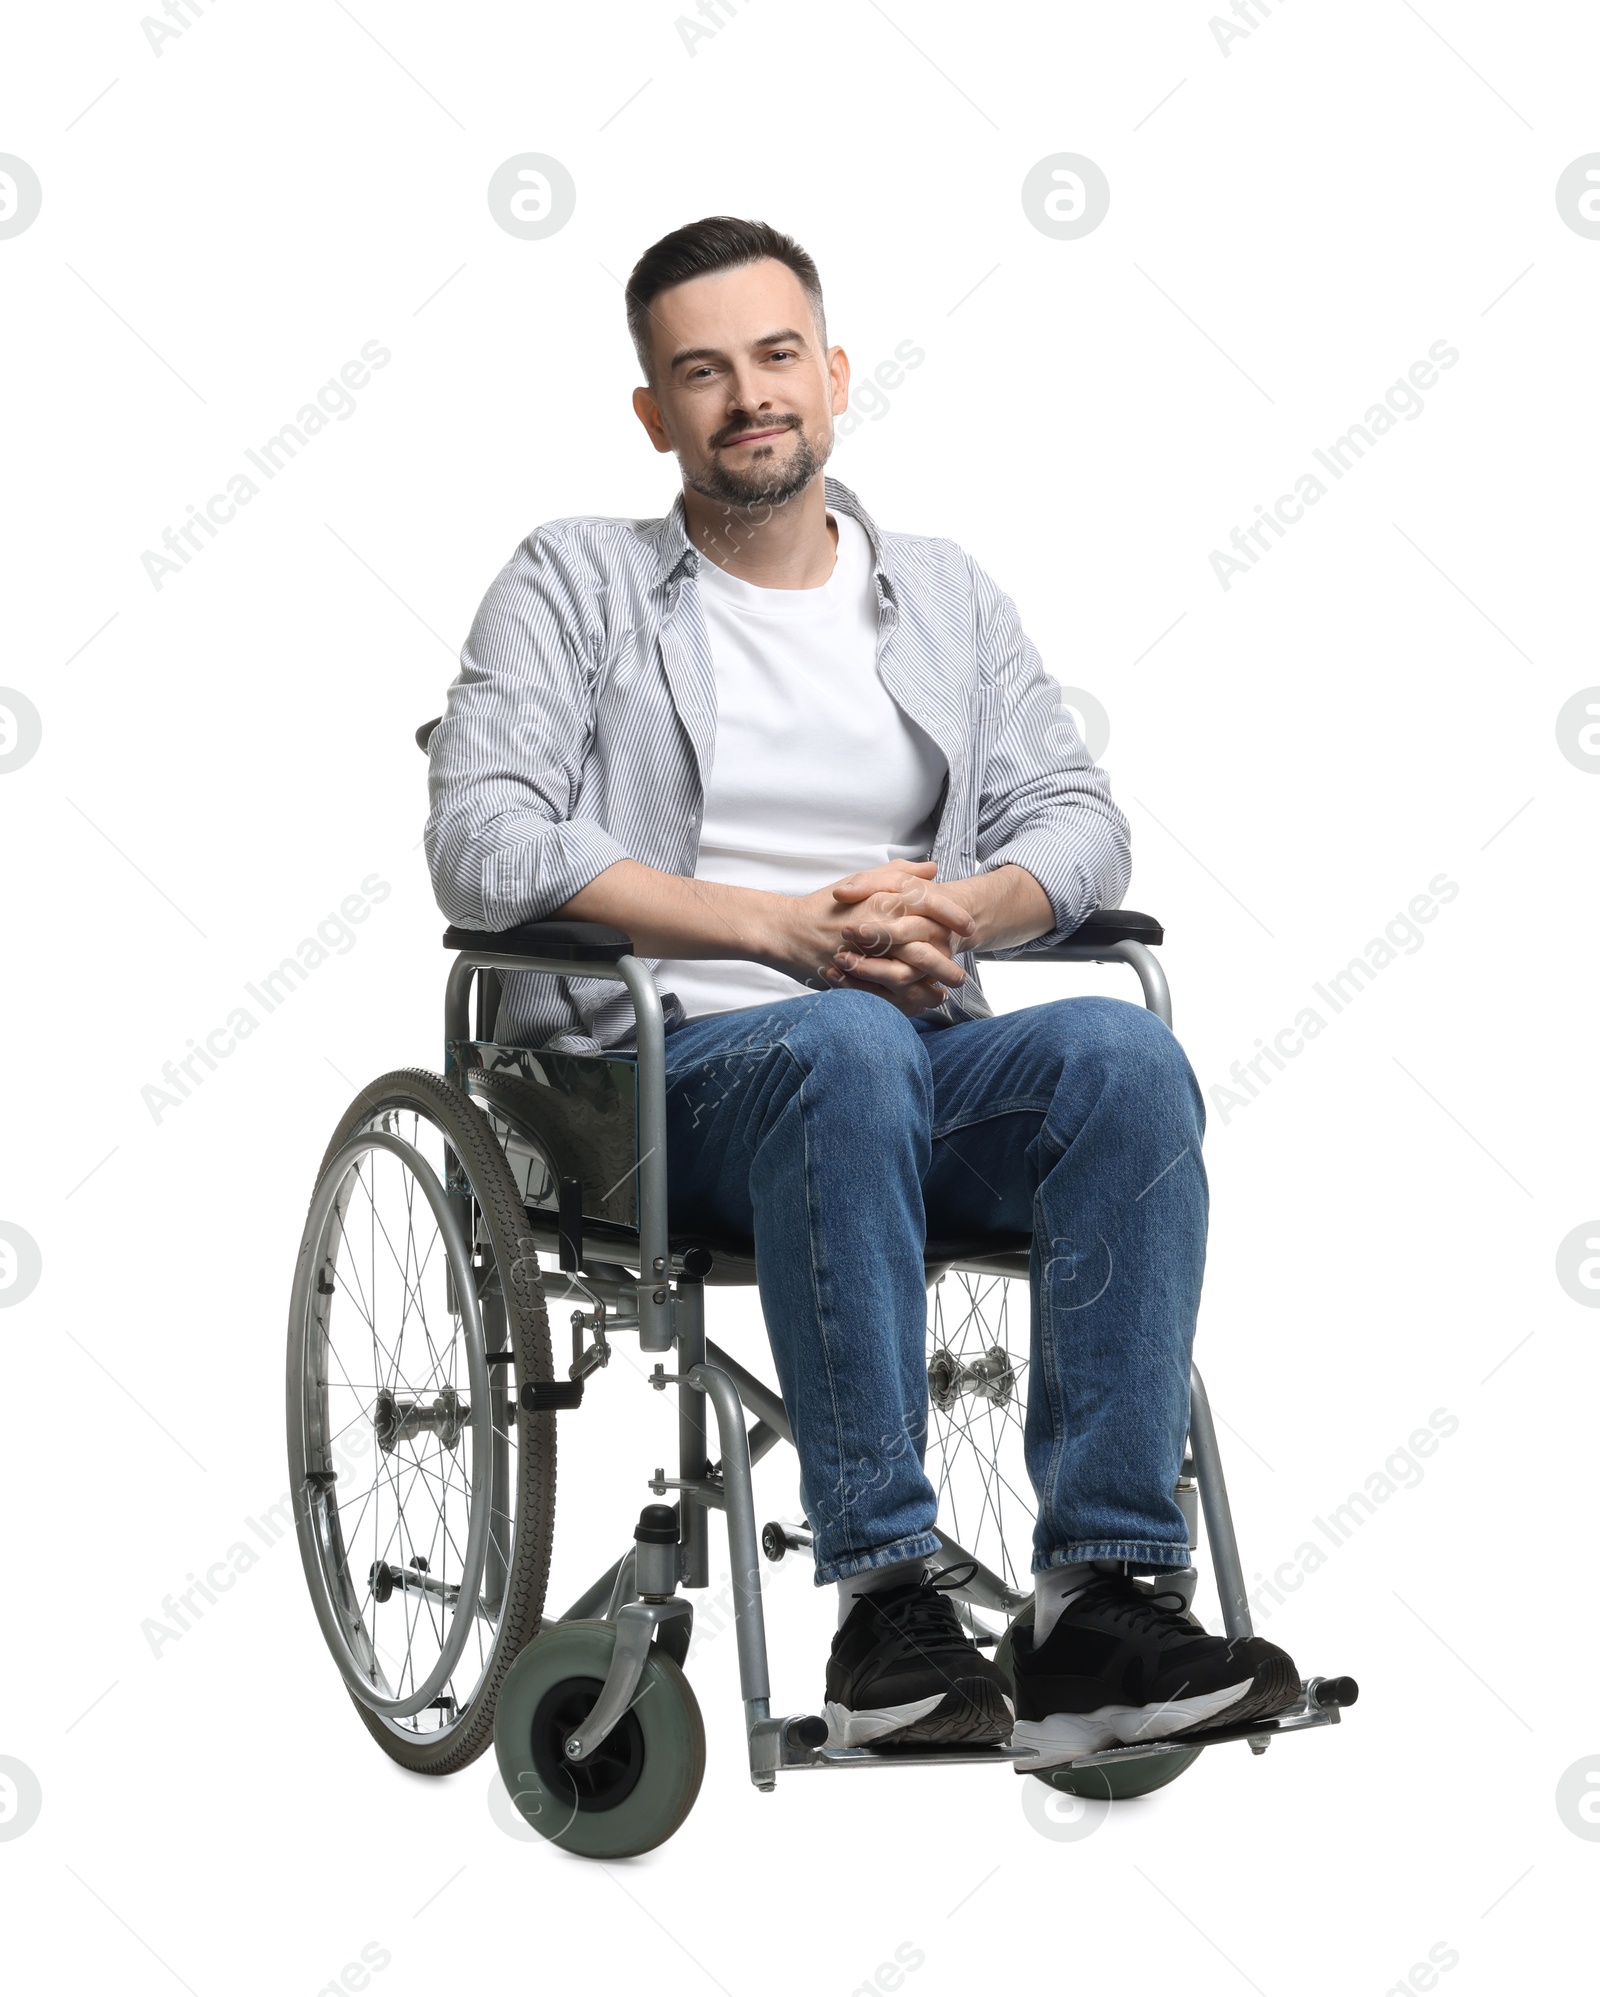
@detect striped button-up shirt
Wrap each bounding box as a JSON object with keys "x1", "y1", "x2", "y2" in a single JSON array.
[{"x1": 425, "y1": 475, "x2": 1131, "y2": 1052}]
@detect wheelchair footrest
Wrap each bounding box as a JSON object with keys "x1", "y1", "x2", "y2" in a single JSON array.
[
  {"x1": 762, "y1": 1674, "x2": 1357, "y2": 1778},
  {"x1": 1041, "y1": 1671, "x2": 1359, "y2": 1772},
  {"x1": 521, "y1": 1379, "x2": 584, "y2": 1412},
  {"x1": 809, "y1": 1744, "x2": 1035, "y2": 1772}
]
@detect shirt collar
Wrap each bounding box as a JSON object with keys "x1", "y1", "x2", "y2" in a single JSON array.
[{"x1": 649, "y1": 474, "x2": 892, "y2": 595}]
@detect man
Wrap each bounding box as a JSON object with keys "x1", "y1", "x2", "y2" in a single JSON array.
[{"x1": 426, "y1": 216, "x2": 1299, "y2": 1761}]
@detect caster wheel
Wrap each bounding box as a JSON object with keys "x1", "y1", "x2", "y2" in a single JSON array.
[
  {"x1": 996, "y1": 1604, "x2": 1203, "y2": 1802},
  {"x1": 493, "y1": 1621, "x2": 705, "y2": 1858}
]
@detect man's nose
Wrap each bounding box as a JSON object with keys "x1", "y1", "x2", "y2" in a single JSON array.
[{"x1": 724, "y1": 366, "x2": 775, "y2": 413}]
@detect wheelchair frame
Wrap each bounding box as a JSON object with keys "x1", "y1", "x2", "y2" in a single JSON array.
[{"x1": 437, "y1": 916, "x2": 1357, "y2": 1791}]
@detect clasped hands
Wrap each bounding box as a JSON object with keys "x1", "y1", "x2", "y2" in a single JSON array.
[{"x1": 767, "y1": 860, "x2": 975, "y2": 1019}]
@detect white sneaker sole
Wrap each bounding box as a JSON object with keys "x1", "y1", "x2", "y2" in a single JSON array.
[
  {"x1": 824, "y1": 1694, "x2": 946, "y2": 1748},
  {"x1": 1011, "y1": 1679, "x2": 1253, "y2": 1766},
  {"x1": 823, "y1": 1691, "x2": 1016, "y2": 1750}
]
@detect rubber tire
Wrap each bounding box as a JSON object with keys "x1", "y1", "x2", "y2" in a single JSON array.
[
  {"x1": 494, "y1": 1622, "x2": 705, "y2": 1859},
  {"x1": 995, "y1": 1603, "x2": 1203, "y2": 1801},
  {"x1": 295, "y1": 1068, "x2": 557, "y2": 1777}
]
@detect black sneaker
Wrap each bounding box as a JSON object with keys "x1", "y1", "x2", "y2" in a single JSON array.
[
  {"x1": 1009, "y1": 1572, "x2": 1301, "y2": 1765},
  {"x1": 823, "y1": 1565, "x2": 1015, "y2": 1750}
]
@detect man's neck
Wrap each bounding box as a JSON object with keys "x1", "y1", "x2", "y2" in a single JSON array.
[{"x1": 681, "y1": 474, "x2": 838, "y2": 590}]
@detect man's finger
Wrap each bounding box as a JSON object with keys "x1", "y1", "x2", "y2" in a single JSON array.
[
  {"x1": 846, "y1": 881, "x2": 975, "y2": 937},
  {"x1": 830, "y1": 861, "x2": 939, "y2": 904},
  {"x1": 836, "y1": 943, "x2": 966, "y2": 990},
  {"x1": 835, "y1": 860, "x2": 936, "y2": 887},
  {"x1": 827, "y1": 952, "x2": 927, "y2": 993},
  {"x1": 840, "y1": 913, "x2": 958, "y2": 956},
  {"x1": 838, "y1": 914, "x2": 970, "y2": 973},
  {"x1": 824, "y1": 966, "x2": 948, "y2": 1015}
]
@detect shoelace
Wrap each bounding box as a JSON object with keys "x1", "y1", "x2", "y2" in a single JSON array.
[
  {"x1": 860, "y1": 1561, "x2": 981, "y2": 1649},
  {"x1": 1070, "y1": 1573, "x2": 1196, "y2": 1636}
]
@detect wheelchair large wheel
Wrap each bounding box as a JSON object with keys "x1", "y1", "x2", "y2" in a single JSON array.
[
  {"x1": 287, "y1": 1068, "x2": 555, "y2": 1775},
  {"x1": 492, "y1": 1621, "x2": 705, "y2": 1859}
]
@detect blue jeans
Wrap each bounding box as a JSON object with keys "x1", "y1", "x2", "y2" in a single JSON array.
[{"x1": 662, "y1": 988, "x2": 1207, "y2": 1585}]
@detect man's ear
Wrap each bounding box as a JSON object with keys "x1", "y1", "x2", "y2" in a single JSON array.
[
  {"x1": 827, "y1": 344, "x2": 851, "y2": 418},
  {"x1": 632, "y1": 383, "x2": 675, "y2": 455}
]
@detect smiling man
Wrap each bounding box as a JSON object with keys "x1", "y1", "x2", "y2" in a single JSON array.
[{"x1": 426, "y1": 216, "x2": 1300, "y2": 1761}]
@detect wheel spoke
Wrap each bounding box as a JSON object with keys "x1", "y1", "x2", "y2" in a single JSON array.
[{"x1": 927, "y1": 1272, "x2": 1032, "y2": 1590}]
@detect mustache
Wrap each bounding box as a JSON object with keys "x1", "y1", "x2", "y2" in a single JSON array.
[{"x1": 711, "y1": 413, "x2": 802, "y2": 448}]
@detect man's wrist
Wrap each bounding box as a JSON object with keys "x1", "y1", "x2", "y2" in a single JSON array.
[
  {"x1": 732, "y1": 885, "x2": 796, "y2": 972},
  {"x1": 942, "y1": 865, "x2": 1054, "y2": 955},
  {"x1": 938, "y1": 873, "x2": 1001, "y2": 953}
]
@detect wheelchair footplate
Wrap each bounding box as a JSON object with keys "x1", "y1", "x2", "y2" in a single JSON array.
[
  {"x1": 1026, "y1": 1671, "x2": 1359, "y2": 1774},
  {"x1": 764, "y1": 1673, "x2": 1357, "y2": 1777}
]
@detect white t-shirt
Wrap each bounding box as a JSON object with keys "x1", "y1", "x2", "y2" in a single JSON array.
[{"x1": 653, "y1": 511, "x2": 949, "y2": 1022}]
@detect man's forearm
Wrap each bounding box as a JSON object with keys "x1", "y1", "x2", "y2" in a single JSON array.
[
  {"x1": 554, "y1": 859, "x2": 782, "y2": 961},
  {"x1": 557, "y1": 856, "x2": 1055, "y2": 970}
]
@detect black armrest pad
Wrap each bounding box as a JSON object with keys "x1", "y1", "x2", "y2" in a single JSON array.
[
  {"x1": 443, "y1": 920, "x2": 634, "y2": 964},
  {"x1": 979, "y1": 908, "x2": 1164, "y2": 961}
]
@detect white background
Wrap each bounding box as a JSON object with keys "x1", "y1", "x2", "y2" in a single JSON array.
[{"x1": 3, "y1": 1, "x2": 1597, "y2": 1990}]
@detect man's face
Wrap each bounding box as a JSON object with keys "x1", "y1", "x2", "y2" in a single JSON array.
[{"x1": 631, "y1": 258, "x2": 850, "y2": 508}]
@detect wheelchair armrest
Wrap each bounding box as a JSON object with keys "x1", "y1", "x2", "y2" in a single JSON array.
[
  {"x1": 442, "y1": 920, "x2": 634, "y2": 963},
  {"x1": 977, "y1": 908, "x2": 1164, "y2": 961}
]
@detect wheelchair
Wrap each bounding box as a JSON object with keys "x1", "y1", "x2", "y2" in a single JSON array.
[{"x1": 286, "y1": 750, "x2": 1358, "y2": 1859}]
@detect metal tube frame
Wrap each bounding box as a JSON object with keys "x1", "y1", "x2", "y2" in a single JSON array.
[
  {"x1": 683, "y1": 1361, "x2": 771, "y2": 1732},
  {"x1": 445, "y1": 934, "x2": 1265, "y2": 1781},
  {"x1": 1020, "y1": 936, "x2": 1171, "y2": 1028},
  {"x1": 445, "y1": 950, "x2": 671, "y2": 1350},
  {"x1": 675, "y1": 1281, "x2": 711, "y2": 1590},
  {"x1": 1186, "y1": 1363, "x2": 1253, "y2": 1640}
]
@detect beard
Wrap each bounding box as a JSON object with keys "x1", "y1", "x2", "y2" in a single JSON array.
[{"x1": 682, "y1": 416, "x2": 832, "y2": 510}]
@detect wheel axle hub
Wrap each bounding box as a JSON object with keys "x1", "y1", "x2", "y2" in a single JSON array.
[
  {"x1": 927, "y1": 1344, "x2": 1015, "y2": 1414},
  {"x1": 373, "y1": 1385, "x2": 470, "y2": 1453}
]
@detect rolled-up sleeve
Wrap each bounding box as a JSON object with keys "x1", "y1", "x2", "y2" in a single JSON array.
[
  {"x1": 967, "y1": 557, "x2": 1132, "y2": 953},
  {"x1": 424, "y1": 530, "x2": 633, "y2": 932}
]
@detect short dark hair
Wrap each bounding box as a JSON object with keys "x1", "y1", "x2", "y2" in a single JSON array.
[{"x1": 625, "y1": 215, "x2": 826, "y2": 381}]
